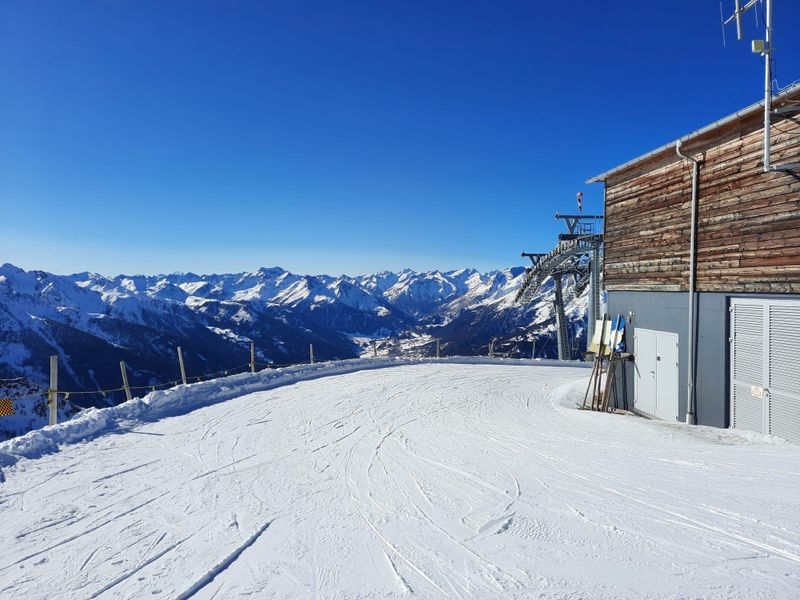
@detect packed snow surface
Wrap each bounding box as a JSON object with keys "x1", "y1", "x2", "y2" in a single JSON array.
[{"x1": 1, "y1": 362, "x2": 799, "y2": 599}]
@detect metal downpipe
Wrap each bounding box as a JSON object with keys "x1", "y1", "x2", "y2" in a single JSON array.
[
  {"x1": 676, "y1": 140, "x2": 700, "y2": 425},
  {"x1": 763, "y1": 0, "x2": 773, "y2": 172}
]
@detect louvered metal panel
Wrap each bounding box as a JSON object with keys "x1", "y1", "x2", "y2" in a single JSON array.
[
  {"x1": 730, "y1": 300, "x2": 766, "y2": 436},
  {"x1": 730, "y1": 298, "x2": 800, "y2": 443},
  {"x1": 732, "y1": 384, "x2": 764, "y2": 433},
  {"x1": 770, "y1": 391, "x2": 800, "y2": 443},
  {"x1": 732, "y1": 304, "x2": 764, "y2": 384},
  {"x1": 769, "y1": 305, "x2": 800, "y2": 391},
  {"x1": 767, "y1": 303, "x2": 800, "y2": 443}
]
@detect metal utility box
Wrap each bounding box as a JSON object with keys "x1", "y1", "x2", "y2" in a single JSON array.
[{"x1": 634, "y1": 328, "x2": 679, "y2": 421}]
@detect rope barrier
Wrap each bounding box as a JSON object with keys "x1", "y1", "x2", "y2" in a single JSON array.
[
  {"x1": 0, "y1": 338, "x2": 451, "y2": 409},
  {"x1": 0, "y1": 359, "x2": 292, "y2": 404}
]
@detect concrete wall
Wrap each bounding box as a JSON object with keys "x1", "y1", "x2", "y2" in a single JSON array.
[{"x1": 607, "y1": 290, "x2": 800, "y2": 429}]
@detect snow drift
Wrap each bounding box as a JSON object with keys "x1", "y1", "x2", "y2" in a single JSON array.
[{"x1": 0, "y1": 356, "x2": 585, "y2": 473}]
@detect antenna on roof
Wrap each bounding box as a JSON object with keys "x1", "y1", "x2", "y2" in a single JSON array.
[
  {"x1": 733, "y1": 0, "x2": 744, "y2": 39},
  {"x1": 720, "y1": 1, "x2": 796, "y2": 172}
]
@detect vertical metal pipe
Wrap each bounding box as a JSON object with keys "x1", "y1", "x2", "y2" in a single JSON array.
[
  {"x1": 177, "y1": 346, "x2": 187, "y2": 385},
  {"x1": 553, "y1": 275, "x2": 569, "y2": 361},
  {"x1": 676, "y1": 140, "x2": 700, "y2": 425},
  {"x1": 588, "y1": 240, "x2": 601, "y2": 343},
  {"x1": 734, "y1": 0, "x2": 743, "y2": 40},
  {"x1": 763, "y1": 0, "x2": 773, "y2": 172},
  {"x1": 48, "y1": 355, "x2": 58, "y2": 426},
  {"x1": 120, "y1": 361, "x2": 132, "y2": 402}
]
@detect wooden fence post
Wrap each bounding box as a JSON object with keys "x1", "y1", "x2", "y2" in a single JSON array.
[
  {"x1": 435, "y1": 338, "x2": 440, "y2": 359},
  {"x1": 309, "y1": 343, "x2": 315, "y2": 364},
  {"x1": 120, "y1": 361, "x2": 132, "y2": 402},
  {"x1": 532, "y1": 339, "x2": 536, "y2": 359},
  {"x1": 48, "y1": 355, "x2": 58, "y2": 426},
  {"x1": 177, "y1": 346, "x2": 187, "y2": 385},
  {"x1": 250, "y1": 341, "x2": 256, "y2": 373},
  {"x1": 371, "y1": 340, "x2": 377, "y2": 358}
]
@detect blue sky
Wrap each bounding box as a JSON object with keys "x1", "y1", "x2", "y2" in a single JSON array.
[{"x1": 2, "y1": 1, "x2": 798, "y2": 277}]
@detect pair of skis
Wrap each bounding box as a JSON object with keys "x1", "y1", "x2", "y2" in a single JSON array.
[
  {"x1": 581, "y1": 314, "x2": 625, "y2": 411},
  {"x1": 608, "y1": 314, "x2": 625, "y2": 354}
]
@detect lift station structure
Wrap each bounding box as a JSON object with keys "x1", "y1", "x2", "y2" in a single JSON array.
[{"x1": 515, "y1": 213, "x2": 603, "y2": 360}]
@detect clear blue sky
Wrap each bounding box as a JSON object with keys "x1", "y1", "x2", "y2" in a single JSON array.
[{"x1": 2, "y1": 1, "x2": 798, "y2": 276}]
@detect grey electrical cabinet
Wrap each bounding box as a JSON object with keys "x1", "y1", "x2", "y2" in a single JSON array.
[{"x1": 633, "y1": 328, "x2": 679, "y2": 422}]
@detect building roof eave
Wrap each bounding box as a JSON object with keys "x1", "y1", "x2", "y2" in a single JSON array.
[{"x1": 585, "y1": 82, "x2": 800, "y2": 185}]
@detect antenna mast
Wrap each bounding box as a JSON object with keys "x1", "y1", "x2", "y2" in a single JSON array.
[{"x1": 721, "y1": 0, "x2": 783, "y2": 172}]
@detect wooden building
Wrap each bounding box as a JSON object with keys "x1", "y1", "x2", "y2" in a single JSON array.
[{"x1": 587, "y1": 83, "x2": 800, "y2": 441}]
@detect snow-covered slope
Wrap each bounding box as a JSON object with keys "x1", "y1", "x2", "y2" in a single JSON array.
[{"x1": 1, "y1": 362, "x2": 797, "y2": 599}]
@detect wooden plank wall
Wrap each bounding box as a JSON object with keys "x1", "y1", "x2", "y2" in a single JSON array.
[{"x1": 604, "y1": 105, "x2": 800, "y2": 293}]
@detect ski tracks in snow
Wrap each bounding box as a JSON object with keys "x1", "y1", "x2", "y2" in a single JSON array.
[{"x1": 1, "y1": 363, "x2": 800, "y2": 598}]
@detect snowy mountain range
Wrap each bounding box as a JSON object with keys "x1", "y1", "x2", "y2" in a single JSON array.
[{"x1": 0, "y1": 262, "x2": 587, "y2": 439}]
